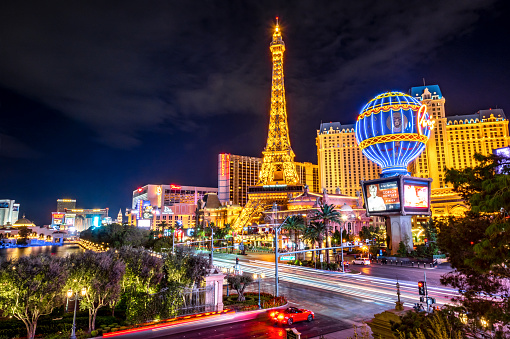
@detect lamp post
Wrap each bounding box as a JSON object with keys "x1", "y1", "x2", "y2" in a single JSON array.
[
  {"x1": 341, "y1": 215, "x2": 347, "y2": 272},
  {"x1": 67, "y1": 287, "x2": 87, "y2": 339},
  {"x1": 253, "y1": 272, "x2": 266, "y2": 309}
]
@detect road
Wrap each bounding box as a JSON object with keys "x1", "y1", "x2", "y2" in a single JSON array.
[
  {"x1": 235, "y1": 252, "x2": 452, "y2": 287},
  {"x1": 119, "y1": 252, "x2": 457, "y2": 338},
  {"x1": 214, "y1": 255, "x2": 456, "y2": 308}
]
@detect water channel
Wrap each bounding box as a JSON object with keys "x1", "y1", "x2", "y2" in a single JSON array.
[{"x1": 0, "y1": 243, "x2": 84, "y2": 260}]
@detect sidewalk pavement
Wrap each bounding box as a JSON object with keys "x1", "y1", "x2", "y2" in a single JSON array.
[{"x1": 311, "y1": 321, "x2": 373, "y2": 339}]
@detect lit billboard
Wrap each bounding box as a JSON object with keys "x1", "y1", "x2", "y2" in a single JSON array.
[
  {"x1": 52, "y1": 212, "x2": 65, "y2": 225},
  {"x1": 138, "y1": 219, "x2": 151, "y2": 228},
  {"x1": 402, "y1": 177, "x2": 432, "y2": 215},
  {"x1": 494, "y1": 146, "x2": 510, "y2": 174},
  {"x1": 362, "y1": 176, "x2": 432, "y2": 216},
  {"x1": 65, "y1": 214, "x2": 76, "y2": 227},
  {"x1": 364, "y1": 180, "x2": 400, "y2": 213}
]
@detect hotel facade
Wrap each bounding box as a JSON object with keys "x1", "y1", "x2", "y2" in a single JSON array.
[
  {"x1": 218, "y1": 153, "x2": 320, "y2": 206},
  {"x1": 316, "y1": 85, "x2": 510, "y2": 217}
]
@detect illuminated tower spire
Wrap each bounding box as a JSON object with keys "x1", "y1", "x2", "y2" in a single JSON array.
[{"x1": 258, "y1": 18, "x2": 299, "y2": 185}]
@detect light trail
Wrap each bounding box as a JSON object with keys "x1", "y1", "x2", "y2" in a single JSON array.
[{"x1": 214, "y1": 257, "x2": 457, "y2": 307}]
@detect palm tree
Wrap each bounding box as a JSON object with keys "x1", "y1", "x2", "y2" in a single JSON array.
[
  {"x1": 310, "y1": 203, "x2": 341, "y2": 264},
  {"x1": 302, "y1": 221, "x2": 326, "y2": 263},
  {"x1": 282, "y1": 215, "x2": 305, "y2": 259}
]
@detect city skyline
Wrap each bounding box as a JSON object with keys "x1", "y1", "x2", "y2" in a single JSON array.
[{"x1": 1, "y1": 1, "x2": 509, "y2": 224}]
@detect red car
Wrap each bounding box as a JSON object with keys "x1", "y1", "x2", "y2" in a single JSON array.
[{"x1": 270, "y1": 307, "x2": 314, "y2": 325}]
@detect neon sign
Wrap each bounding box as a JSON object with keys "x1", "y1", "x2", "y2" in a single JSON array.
[
  {"x1": 417, "y1": 105, "x2": 435, "y2": 135},
  {"x1": 355, "y1": 92, "x2": 434, "y2": 177},
  {"x1": 170, "y1": 184, "x2": 181, "y2": 190},
  {"x1": 220, "y1": 153, "x2": 230, "y2": 178}
]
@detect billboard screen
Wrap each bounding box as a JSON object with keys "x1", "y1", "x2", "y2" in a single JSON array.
[
  {"x1": 65, "y1": 214, "x2": 76, "y2": 226},
  {"x1": 364, "y1": 180, "x2": 400, "y2": 213},
  {"x1": 402, "y1": 178, "x2": 432, "y2": 214},
  {"x1": 494, "y1": 146, "x2": 510, "y2": 174},
  {"x1": 52, "y1": 212, "x2": 65, "y2": 225},
  {"x1": 404, "y1": 185, "x2": 429, "y2": 208},
  {"x1": 0, "y1": 202, "x2": 9, "y2": 208},
  {"x1": 138, "y1": 219, "x2": 151, "y2": 228}
]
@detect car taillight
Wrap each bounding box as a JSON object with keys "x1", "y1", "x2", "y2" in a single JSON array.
[
  {"x1": 278, "y1": 314, "x2": 284, "y2": 320},
  {"x1": 270, "y1": 312, "x2": 275, "y2": 317}
]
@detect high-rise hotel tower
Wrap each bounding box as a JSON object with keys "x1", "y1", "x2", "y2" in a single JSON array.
[{"x1": 317, "y1": 85, "x2": 510, "y2": 216}]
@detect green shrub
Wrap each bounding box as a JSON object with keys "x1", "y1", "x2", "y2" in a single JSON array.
[{"x1": 91, "y1": 330, "x2": 98, "y2": 336}]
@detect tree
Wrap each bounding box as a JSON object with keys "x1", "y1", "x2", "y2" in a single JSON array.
[
  {"x1": 397, "y1": 241, "x2": 408, "y2": 257},
  {"x1": 445, "y1": 153, "x2": 510, "y2": 214},
  {"x1": 164, "y1": 247, "x2": 210, "y2": 288},
  {"x1": 17, "y1": 226, "x2": 31, "y2": 245},
  {"x1": 117, "y1": 246, "x2": 164, "y2": 294},
  {"x1": 392, "y1": 309, "x2": 465, "y2": 339},
  {"x1": 303, "y1": 221, "x2": 326, "y2": 263},
  {"x1": 359, "y1": 225, "x2": 386, "y2": 244},
  {"x1": 437, "y1": 153, "x2": 510, "y2": 335},
  {"x1": 282, "y1": 215, "x2": 305, "y2": 259},
  {"x1": 310, "y1": 203, "x2": 341, "y2": 264},
  {"x1": 68, "y1": 251, "x2": 125, "y2": 332},
  {"x1": 0, "y1": 254, "x2": 69, "y2": 339},
  {"x1": 227, "y1": 274, "x2": 254, "y2": 301}
]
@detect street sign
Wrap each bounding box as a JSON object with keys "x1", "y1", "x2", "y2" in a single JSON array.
[
  {"x1": 320, "y1": 254, "x2": 324, "y2": 263},
  {"x1": 280, "y1": 255, "x2": 295, "y2": 261}
]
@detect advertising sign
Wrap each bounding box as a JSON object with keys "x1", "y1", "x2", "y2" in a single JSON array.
[
  {"x1": 402, "y1": 177, "x2": 432, "y2": 215},
  {"x1": 364, "y1": 180, "x2": 400, "y2": 213},
  {"x1": 12, "y1": 205, "x2": 19, "y2": 212},
  {"x1": 65, "y1": 214, "x2": 76, "y2": 226},
  {"x1": 0, "y1": 202, "x2": 9, "y2": 208},
  {"x1": 137, "y1": 219, "x2": 151, "y2": 228},
  {"x1": 362, "y1": 176, "x2": 432, "y2": 216},
  {"x1": 494, "y1": 146, "x2": 510, "y2": 174},
  {"x1": 138, "y1": 200, "x2": 153, "y2": 219},
  {"x1": 52, "y1": 212, "x2": 65, "y2": 225},
  {"x1": 162, "y1": 206, "x2": 174, "y2": 215}
]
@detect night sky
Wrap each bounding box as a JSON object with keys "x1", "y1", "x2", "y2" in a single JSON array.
[{"x1": 1, "y1": 1, "x2": 509, "y2": 225}]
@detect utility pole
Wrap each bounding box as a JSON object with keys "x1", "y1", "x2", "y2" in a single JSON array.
[{"x1": 273, "y1": 203, "x2": 279, "y2": 297}]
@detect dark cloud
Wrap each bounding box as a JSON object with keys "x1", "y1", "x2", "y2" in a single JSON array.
[
  {"x1": 0, "y1": 1, "x2": 500, "y2": 148},
  {"x1": 0, "y1": 134, "x2": 41, "y2": 159}
]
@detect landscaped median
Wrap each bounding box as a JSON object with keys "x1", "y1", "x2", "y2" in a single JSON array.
[{"x1": 101, "y1": 309, "x2": 234, "y2": 337}]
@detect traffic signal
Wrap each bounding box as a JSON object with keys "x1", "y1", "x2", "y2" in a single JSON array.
[
  {"x1": 418, "y1": 281, "x2": 426, "y2": 295},
  {"x1": 236, "y1": 257, "x2": 239, "y2": 265}
]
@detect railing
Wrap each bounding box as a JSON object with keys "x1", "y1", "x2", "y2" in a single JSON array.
[{"x1": 373, "y1": 258, "x2": 438, "y2": 268}]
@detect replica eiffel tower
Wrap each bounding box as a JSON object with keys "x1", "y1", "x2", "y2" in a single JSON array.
[{"x1": 232, "y1": 18, "x2": 303, "y2": 233}]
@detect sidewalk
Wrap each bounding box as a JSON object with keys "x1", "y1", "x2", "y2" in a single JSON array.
[{"x1": 311, "y1": 321, "x2": 373, "y2": 339}]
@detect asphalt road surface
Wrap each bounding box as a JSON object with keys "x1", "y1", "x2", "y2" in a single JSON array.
[{"x1": 161, "y1": 312, "x2": 351, "y2": 339}]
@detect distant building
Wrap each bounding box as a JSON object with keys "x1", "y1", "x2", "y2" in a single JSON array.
[
  {"x1": 0, "y1": 199, "x2": 20, "y2": 226},
  {"x1": 316, "y1": 123, "x2": 381, "y2": 196},
  {"x1": 117, "y1": 209, "x2": 123, "y2": 224},
  {"x1": 218, "y1": 153, "x2": 320, "y2": 206},
  {"x1": 63, "y1": 208, "x2": 109, "y2": 232},
  {"x1": 57, "y1": 199, "x2": 76, "y2": 212},
  {"x1": 129, "y1": 184, "x2": 217, "y2": 229}
]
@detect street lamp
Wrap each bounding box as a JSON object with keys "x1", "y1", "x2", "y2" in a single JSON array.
[
  {"x1": 253, "y1": 272, "x2": 266, "y2": 309},
  {"x1": 67, "y1": 287, "x2": 87, "y2": 339},
  {"x1": 341, "y1": 215, "x2": 347, "y2": 272}
]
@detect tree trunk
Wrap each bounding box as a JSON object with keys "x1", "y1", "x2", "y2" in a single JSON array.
[
  {"x1": 24, "y1": 320, "x2": 36, "y2": 339},
  {"x1": 294, "y1": 230, "x2": 299, "y2": 260},
  {"x1": 88, "y1": 308, "x2": 93, "y2": 333},
  {"x1": 311, "y1": 241, "x2": 316, "y2": 262},
  {"x1": 92, "y1": 308, "x2": 99, "y2": 331},
  {"x1": 326, "y1": 223, "x2": 331, "y2": 264}
]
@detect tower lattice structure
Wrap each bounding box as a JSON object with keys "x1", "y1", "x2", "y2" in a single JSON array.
[{"x1": 232, "y1": 19, "x2": 302, "y2": 233}]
